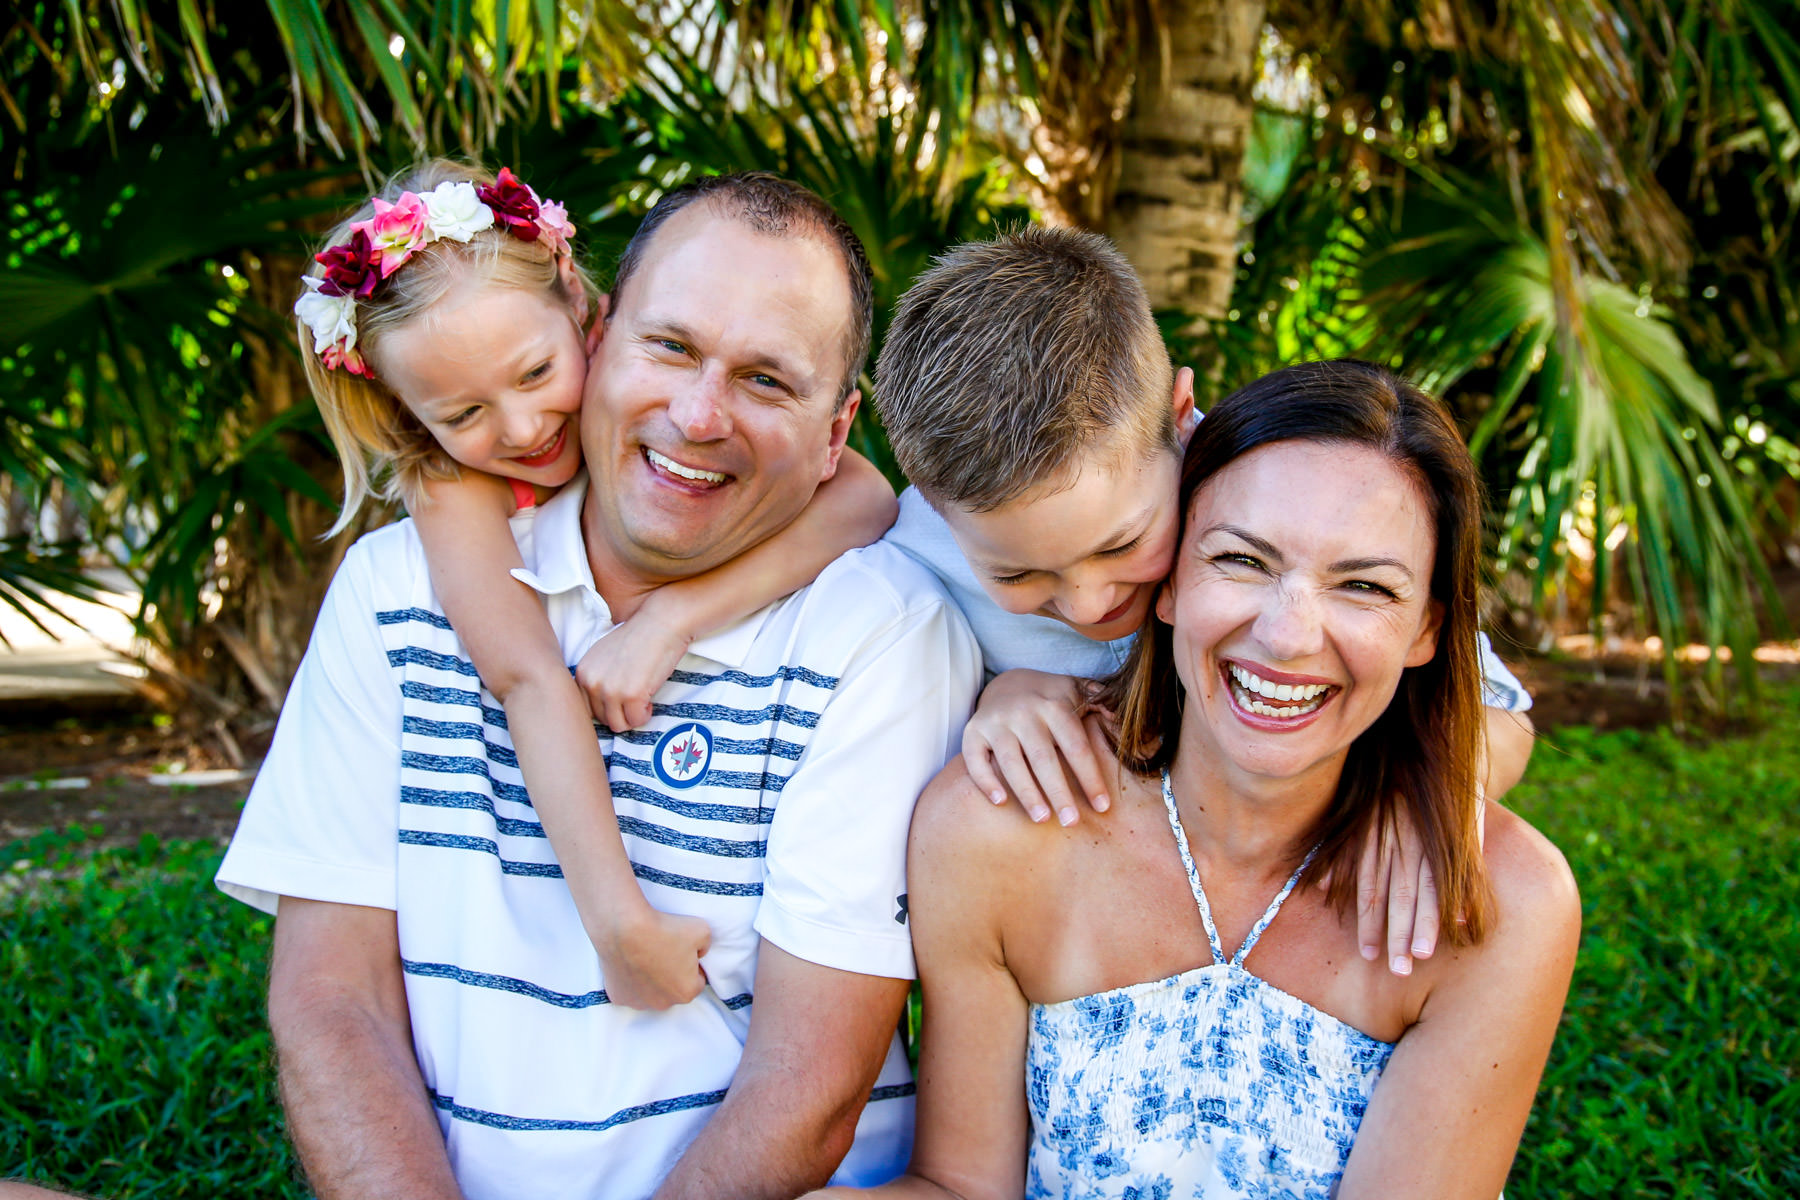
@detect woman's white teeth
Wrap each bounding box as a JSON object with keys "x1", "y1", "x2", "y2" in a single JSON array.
[
  {"x1": 647, "y1": 448, "x2": 726, "y2": 484},
  {"x1": 1227, "y1": 663, "x2": 1330, "y2": 716}
]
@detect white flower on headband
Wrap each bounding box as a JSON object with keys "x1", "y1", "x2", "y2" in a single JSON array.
[
  {"x1": 296, "y1": 277, "x2": 356, "y2": 353},
  {"x1": 421, "y1": 181, "x2": 496, "y2": 243},
  {"x1": 294, "y1": 277, "x2": 367, "y2": 376}
]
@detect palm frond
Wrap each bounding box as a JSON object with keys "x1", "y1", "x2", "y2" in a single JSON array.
[{"x1": 1357, "y1": 174, "x2": 1777, "y2": 700}]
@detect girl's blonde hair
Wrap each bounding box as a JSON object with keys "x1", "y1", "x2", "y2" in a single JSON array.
[{"x1": 300, "y1": 158, "x2": 600, "y2": 536}]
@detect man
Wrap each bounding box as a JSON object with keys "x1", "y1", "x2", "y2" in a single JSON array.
[{"x1": 216, "y1": 174, "x2": 981, "y2": 1199}]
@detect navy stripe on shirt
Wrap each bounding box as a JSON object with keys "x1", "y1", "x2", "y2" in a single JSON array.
[
  {"x1": 401, "y1": 958, "x2": 754, "y2": 1011},
  {"x1": 379, "y1": 607, "x2": 455, "y2": 632},
  {"x1": 398, "y1": 829, "x2": 763, "y2": 895},
  {"x1": 667, "y1": 665, "x2": 841, "y2": 691},
  {"x1": 431, "y1": 1078, "x2": 912, "y2": 1133},
  {"x1": 433, "y1": 1088, "x2": 728, "y2": 1133}
]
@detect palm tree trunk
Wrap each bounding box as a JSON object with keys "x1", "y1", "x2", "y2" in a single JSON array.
[{"x1": 1105, "y1": 0, "x2": 1266, "y2": 320}]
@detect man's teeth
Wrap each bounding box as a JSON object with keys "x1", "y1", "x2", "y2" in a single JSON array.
[
  {"x1": 647, "y1": 448, "x2": 726, "y2": 484},
  {"x1": 1227, "y1": 663, "x2": 1331, "y2": 717}
]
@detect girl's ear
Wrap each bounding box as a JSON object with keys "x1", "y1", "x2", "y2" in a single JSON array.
[{"x1": 557, "y1": 256, "x2": 588, "y2": 324}]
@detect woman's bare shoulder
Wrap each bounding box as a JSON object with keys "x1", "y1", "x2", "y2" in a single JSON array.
[
  {"x1": 913, "y1": 756, "x2": 1065, "y2": 856},
  {"x1": 1481, "y1": 802, "x2": 1582, "y2": 950},
  {"x1": 909, "y1": 754, "x2": 1084, "y2": 913}
]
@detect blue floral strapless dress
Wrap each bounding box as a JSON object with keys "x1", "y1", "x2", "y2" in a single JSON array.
[{"x1": 1025, "y1": 771, "x2": 1395, "y2": 1199}]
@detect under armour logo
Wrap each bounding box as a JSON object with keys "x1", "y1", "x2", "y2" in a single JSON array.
[{"x1": 894, "y1": 894, "x2": 909, "y2": 926}]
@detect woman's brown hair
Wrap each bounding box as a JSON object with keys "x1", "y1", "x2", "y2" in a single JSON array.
[{"x1": 1098, "y1": 359, "x2": 1492, "y2": 944}]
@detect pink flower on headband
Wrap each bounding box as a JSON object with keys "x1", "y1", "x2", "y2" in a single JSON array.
[
  {"x1": 351, "y1": 193, "x2": 431, "y2": 278},
  {"x1": 537, "y1": 199, "x2": 576, "y2": 258},
  {"x1": 478, "y1": 168, "x2": 542, "y2": 241},
  {"x1": 315, "y1": 229, "x2": 381, "y2": 299},
  {"x1": 321, "y1": 342, "x2": 371, "y2": 377}
]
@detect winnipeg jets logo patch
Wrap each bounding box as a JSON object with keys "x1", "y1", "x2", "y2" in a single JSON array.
[{"x1": 652, "y1": 721, "x2": 714, "y2": 789}]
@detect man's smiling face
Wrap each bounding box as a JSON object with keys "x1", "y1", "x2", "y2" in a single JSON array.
[{"x1": 579, "y1": 202, "x2": 859, "y2": 592}]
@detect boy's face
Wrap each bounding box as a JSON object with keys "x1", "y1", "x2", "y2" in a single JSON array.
[{"x1": 941, "y1": 439, "x2": 1186, "y2": 643}]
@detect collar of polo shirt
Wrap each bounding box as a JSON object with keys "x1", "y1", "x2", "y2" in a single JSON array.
[{"x1": 507, "y1": 472, "x2": 771, "y2": 669}]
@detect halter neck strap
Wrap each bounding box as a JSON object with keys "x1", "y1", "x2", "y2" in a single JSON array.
[{"x1": 1159, "y1": 769, "x2": 1318, "y2": 969}]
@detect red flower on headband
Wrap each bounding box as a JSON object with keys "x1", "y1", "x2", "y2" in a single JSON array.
[
  {"x1": 315, "y1": 229, "x2": 381, "y2": 299},
  {"x1": 477, "y1": 167, "x2": 542, "y2": 241}
]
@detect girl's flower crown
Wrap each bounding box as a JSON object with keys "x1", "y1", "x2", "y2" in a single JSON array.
[{"x1": 294, "y1": 168, "x2": 576, "y2": 378}]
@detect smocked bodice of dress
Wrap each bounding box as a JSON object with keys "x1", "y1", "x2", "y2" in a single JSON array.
[{"x1": 1024, "y1": 772, "x2": 1396, "y2": 1199}]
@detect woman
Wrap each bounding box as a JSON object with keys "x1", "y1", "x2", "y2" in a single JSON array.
[{"x1": 815, "y1": 360, "x2": 1580, "y2": 1199}]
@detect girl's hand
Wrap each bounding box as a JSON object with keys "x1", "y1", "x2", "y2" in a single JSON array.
[
  {"x1": 575, "y1": 612, "x2": 694, "y2": 731},
  {"x1": 593, "y1": 904, "x2": 713, "y2": 1010},
  {"x1": 963, "y1": 670, "x2": 1112, "y2": 827}
]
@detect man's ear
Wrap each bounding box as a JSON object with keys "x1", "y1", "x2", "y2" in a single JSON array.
[
  {"x1": 820, "y1": 388, "x2": 860, "y2": 481},
  {"x1": 585, "y1": 292, "x2": 611, "y2": 356},
  {"x1": 1405, "y1": 598, "x2": 1445, "y2": 668},
  {"x1": 1172, "y1": 366, "x2": 1199, "y2": 450}
]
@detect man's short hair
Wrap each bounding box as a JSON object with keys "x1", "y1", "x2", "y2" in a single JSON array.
[
  {"x1": 611, "y1": 172, "x2": 874, "y2": 407},
  {"x1": 875, "y1": 226, "x2": 1178, "y2": 511}
]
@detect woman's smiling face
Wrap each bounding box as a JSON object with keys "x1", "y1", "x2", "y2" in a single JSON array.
[{"x1": 1157, "y1": 438, "x2": 1444, "y2": 788}]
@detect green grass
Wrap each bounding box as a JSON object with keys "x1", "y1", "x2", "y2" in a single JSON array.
[
  {"x1": 0, "y1": 829, "x2": 300, "y2": 1199},
  {"x1": 2, "y1": 689, "x2": 1797, "y2": 1198},
  {"x1": 1506, "y1": 685, "x2": 1800, "y2": 1198}
]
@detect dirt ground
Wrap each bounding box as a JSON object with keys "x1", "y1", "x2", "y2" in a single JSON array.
[{"x1": 0, "y1": 707, "x2": 266, "y2": 850}]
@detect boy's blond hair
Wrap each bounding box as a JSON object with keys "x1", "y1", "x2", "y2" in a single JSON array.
[
  {"x1": 300, "y1": 158, "x2": 600, "y2": 536},
  {"x1": 873, "y1": 226, "x2": 1177, "y2": 512}
]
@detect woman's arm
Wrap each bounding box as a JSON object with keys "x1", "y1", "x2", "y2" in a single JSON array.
[
  {"x1": 577, "y1": 447, "x2": 898, "y2": 730},
  {"x1": 412, "y1": 473, "x2": 709, "y2": 1010},
  {"x1": 1338, "y1": 805, "x2": 1580, "y2": 1199},
  {"x1": 806, "y1": 763, "x2": 1036, "y2": 1200}
]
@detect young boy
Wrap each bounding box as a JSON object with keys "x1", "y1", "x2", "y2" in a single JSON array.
[{"x1": 876, "y1": 225, "x2": 1536, "y2": 973}]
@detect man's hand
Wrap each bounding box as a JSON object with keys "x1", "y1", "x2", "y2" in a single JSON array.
[
  {"x1": 269, "y1": 898, "x2": 463, "y2": 1200},
  {"x1": 653, "y1": 943, "x2": 910, "y2": 1200}
]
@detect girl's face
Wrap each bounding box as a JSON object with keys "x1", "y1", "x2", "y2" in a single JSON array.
[
  {"x1": 1158, "y1": 439, "x2": 1443, "y2": 789},
  {"x1": 377, "y1": 274, "x2": 592, "y2": 488}
]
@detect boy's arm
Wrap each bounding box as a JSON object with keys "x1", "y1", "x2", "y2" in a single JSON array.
[
  {"x1": 578, "y1": 448, "x2": 898, "y2": 730},
  {"x1": 1482, "y1": 706, "x2": 1535, "y2": 801},
  {"x1": 412, "y1": 474, "x2": 708, "y2": 1010}
]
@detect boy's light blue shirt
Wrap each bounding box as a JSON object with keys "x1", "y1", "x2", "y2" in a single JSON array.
[{"x1": 885, "y1": 486, "x2": 1532, "y2": 711}]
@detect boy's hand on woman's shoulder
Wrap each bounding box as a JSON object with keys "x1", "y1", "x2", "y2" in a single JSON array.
[{"x1": 964, "y1": 669, "x2": 1114, "y2": 828}]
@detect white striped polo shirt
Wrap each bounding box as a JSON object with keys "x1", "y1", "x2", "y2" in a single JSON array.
[{"x1": 218, "y1": 476, "x2": 982, "y2": 1198}]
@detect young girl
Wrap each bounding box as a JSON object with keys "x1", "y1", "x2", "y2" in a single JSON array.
[{"x1": 293, "y1": 159, "x2": 897, "y2": 1009}]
